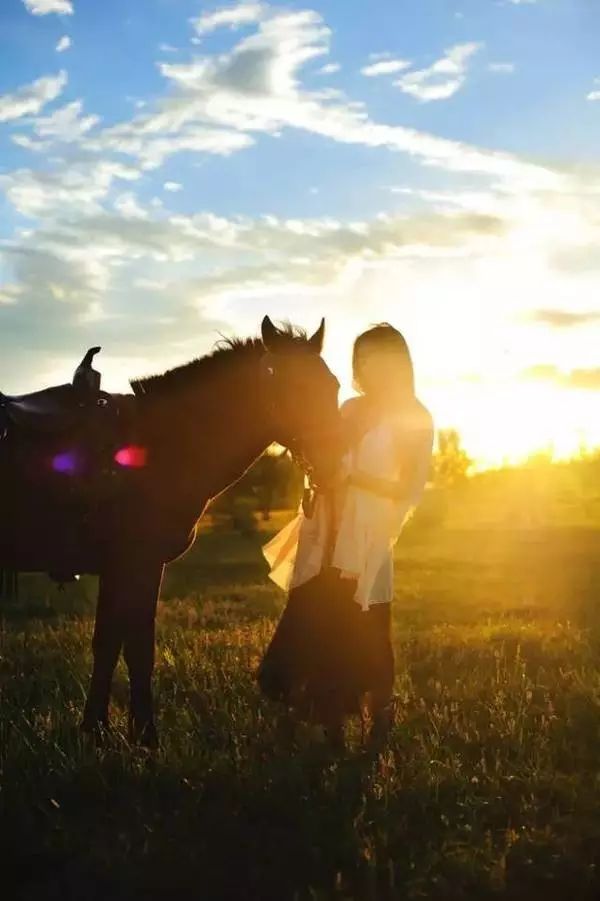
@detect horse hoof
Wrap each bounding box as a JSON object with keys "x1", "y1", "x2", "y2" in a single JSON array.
[
  {"x1": 80, "y1": 717, "x2": 111, "y2": 747},
  {"x1": 367, "y1": 712, "x2": 394, "y2": 752},
  {"x1": 128, "y1": 718, "x2": 159, "y2": 750},
  {"x1": 323, "y1": 722, "x2": 346, "y2": 753}
]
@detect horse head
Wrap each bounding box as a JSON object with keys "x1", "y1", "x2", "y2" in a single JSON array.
[{"x1": 259, "y1": 315, "x2": 340, "y2": 485}]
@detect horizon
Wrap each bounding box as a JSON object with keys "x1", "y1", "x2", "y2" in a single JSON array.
[{"x1": 1, "y1": 0, "x2": 599, "y2": 469}]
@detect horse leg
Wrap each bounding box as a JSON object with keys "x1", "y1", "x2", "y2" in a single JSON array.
[
  {"x1": 122, "y1": 559, "x2": 164, "y2": 748},
  {"x1": 82, "y1": 566, "x2": 123, "y2": 737}
]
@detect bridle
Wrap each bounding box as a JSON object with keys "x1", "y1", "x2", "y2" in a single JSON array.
[
  {"x1": 259, "y1": 351, "x2": 309, "y2": 468},
  {"x1": 258, "y1": 351, "x2": 327, "y2": 485}
]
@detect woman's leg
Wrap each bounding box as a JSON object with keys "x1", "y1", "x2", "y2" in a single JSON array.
[
  {"x1": 259, "y1": 581, "x2": 311, "y2": 703},
  {"x1": 315, "y1": 570, "x2": 367, "y2": 747},
  {"x1": 367, "y1": 602, "x2": 395, "y2": 740}
]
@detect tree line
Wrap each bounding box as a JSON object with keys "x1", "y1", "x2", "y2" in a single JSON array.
[{"x1": 212, "y1": 428, "x2": 472, "y2": 532}]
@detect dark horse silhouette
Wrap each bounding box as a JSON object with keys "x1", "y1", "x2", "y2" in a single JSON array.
[{"x1": 0, "y1": 317, "x2": 340, "y2": 746}]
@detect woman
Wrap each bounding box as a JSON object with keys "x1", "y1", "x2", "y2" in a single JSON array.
[{"x1": 258, "y1": 323, "x2": 434, "y2": 744}]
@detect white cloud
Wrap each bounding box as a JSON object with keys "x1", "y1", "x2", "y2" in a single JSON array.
[
  {"x1": 14, "y1": 207, "x2": 503, "y2": 320},
  {"x1": 0, "y1": 71, "x2": 67, "y2": 123},
  {"x1": 0, "y1": 161, "x2": 139, "y2": 218},
  {"x1": 2, "y1": 146, "x2": 599, "y2": 441},
  {"x1": 5, "y1": 9, "x2": 564, "y2": 204},
  {"x1": 133, "y1": 277, "x2": 169, "y2": 291},
  {"x1": 0, "y1": 283, "x2": 23, "y2": 305},
  {"x1": 33, "y1": 100, "x2": 99, "y2": 142},
  {"x1": 158, "y1": 43, "x2": 178, "y2": 54},
  {"x1": 156, "y1": 16, "x2": 558, "y2": 189},
  {"x1": 488, "y1": 62, "x2": 515, "y2": 74},
  {"x1": 2, "y1": 3, "x2": 600, "y2": 458},
  {"x1": 12, "y1": 101, "x2": 99, "y2": 151},
  {"x1": 164, "y1": 181, "x2": 183, "y2": 192},
  {"x1": 587, "y1": 78, "x2": 600, "y2": 101},
  {"x1": 23, "y1": 0, "x2": 73, "y2": 14},
  {"x1": 87, "y1": 122, "x2": 253, "y2": 169},
  {"x1": 1, "y1": 242, "x2": 109, "y2": 326},
  {"x1": 113, "y1": 192, "x2": 149, "y2": 220},
  {"x1": 77, "y1": 9, "x2": 330, "y2": 169},
  {"x1": 192, "y1": 2, "x2": 266, "y2": 36},
  {"x1": 395, "y1": 42, "x2": 482, "y2": 102},
  {"x1": 3, "y1": 9, "x2": 554, "y2": 203},
  {"x1": 56, "y1": 35, "x2": 71, "y2": 52},
  {"x1": 361, "y1": 59, "x2": 411, "y2": 77},
  {"x1": 165, "y1": 10, "x2": 330, "y2": 97},
  {"x1": 317, "y1": 63, "x2": 340, "y2": 75},
  {"x1": 3, "y1": 12, "x2": 578, "y2": 247}
]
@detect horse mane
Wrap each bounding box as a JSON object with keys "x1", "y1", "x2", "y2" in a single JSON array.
[{"x1": 130, "y1": 323, "x2": 309, "y2": 396}]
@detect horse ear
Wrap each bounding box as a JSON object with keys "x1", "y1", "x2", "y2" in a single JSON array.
[
  {"x1": 261, "y1": 315, "x2": 279, "y2": 352},
  {"x1": 308, "y1": 317, "x2": 325, "y2": 354}
]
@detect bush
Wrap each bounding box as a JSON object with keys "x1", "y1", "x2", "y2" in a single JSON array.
[
  {"x1": 211, "y1": 493, "x2": 257, "y2": 535},
  {"x1": 432, "y1": 429, "x2": 473, "y2": 487},
  {"x1": 403, "y1": 486, "x2": 449, "y2": 538}
]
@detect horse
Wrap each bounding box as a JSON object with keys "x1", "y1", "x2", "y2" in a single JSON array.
[{"x1": 0, "y1": 316, "x2": 340, "y2": 746}]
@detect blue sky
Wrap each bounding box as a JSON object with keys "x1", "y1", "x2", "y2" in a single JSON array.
[{"x1": 1, "y1": 0, "x2": 600, "y2": 464}]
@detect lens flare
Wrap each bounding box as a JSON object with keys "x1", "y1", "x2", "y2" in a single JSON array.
[
  {"x1": 51, "y1": 451, "x2": 79, "y2": 474},
  {"x1": 114, "y1": 445, "x2": 147, "y2": 468}
]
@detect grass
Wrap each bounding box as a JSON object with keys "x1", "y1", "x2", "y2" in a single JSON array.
[{"x1": 1, "y1": 479, "x2": 600, "y2": 900}]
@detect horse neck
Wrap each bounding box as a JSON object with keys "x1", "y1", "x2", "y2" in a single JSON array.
[{"x1": 150, "y1": 345, "x2": 271, "y2": 507}]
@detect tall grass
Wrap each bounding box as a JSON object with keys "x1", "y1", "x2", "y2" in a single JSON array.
[{"x1": 1, "y1": 473, "x2": 600, "y2": 899}]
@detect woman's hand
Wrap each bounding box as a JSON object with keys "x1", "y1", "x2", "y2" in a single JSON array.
[{"x1": 347, "y1": 471, "x2": 407, "y2": 502}]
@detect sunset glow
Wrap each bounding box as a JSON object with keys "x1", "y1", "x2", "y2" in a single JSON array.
[{"x1": 1, "y1": 0, "x2": 599, "y2": 468}]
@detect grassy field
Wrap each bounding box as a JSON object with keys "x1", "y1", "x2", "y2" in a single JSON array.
[{"x1": 1, "y1": 463, "x2": 600, "y2": 900}]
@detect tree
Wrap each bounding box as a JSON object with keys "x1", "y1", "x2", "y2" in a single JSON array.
[
  {"x1": 251, "y1": 452, "x2": 279, "y2": 520},
  {"x1": 432, "y1": 428, "x2": 473, "y2": 488},
  {"x1": 209, "y1": 448, "x2": 304, "y2": 532}
]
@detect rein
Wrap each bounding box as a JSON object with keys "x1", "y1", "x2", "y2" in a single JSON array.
[
  {"x1": 258, "y1": 348, "x2": 339, "y2": 523},
  {"x1": 258, "y1": 350, "x2": 317, "y2": 480}
]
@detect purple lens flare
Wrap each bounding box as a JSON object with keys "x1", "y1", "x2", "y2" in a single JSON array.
[{"x1": 51, "y1": 451, "x2": 80, "y2": 475}]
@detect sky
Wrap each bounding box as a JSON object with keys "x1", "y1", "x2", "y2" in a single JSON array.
[{"x1": 1, "y1": 0, "x2": 600, "y2": 467}]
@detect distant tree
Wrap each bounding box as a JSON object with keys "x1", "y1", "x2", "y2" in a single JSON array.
[
  {"x1": 209, "y1": 483, "x2": 257, "y2": 534},
  {"x1": 209, "y1": 447, "x2": 304, "y2": 532},
  {"x1": 251, "y1": 452, "x2": 279, "y2": 520},
  {"x1": 253, "y1": 449, "x2": 304, "y2": 515},
  {"x1": 277, "y1": 450, "x2": 304, "y2": 510},
  {"x1": 524, "y1": 447, "x2": 554, "y2": 468},
  {"x1": 432, "y1": 428, "x2": 473, "y2": 488}
]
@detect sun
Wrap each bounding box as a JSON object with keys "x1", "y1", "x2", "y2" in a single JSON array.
[
  {"x1": 323, "y1": 316, "x2": 600, "y2": 470},
  {"x1": 426, "y1": 380, "x2": 600, "y2": 469}
]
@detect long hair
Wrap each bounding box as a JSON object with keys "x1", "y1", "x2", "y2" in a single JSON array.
[{"x1": 352, "y1": 323, "x2": 415, "y2": 398}]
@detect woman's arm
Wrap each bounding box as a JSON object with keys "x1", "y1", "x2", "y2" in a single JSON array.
[
  {"x1": 346, "y1": 471, "x2": 408, "y2": 502},
  {"x1": 340, "y1": 396, "x2": 373, "y2": 451},
  {"x1": 394, "y1": 408, "x2": 434, "y2": 506},
  {"x1": 348, "y1": 408, "x2": 434, "y2": 504}
]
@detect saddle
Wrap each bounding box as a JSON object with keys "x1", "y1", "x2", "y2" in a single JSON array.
[
  {"x1": 0, "y1": 347, "x2": 108, "y2": 433},
  {"x1": 0, "y1": 345, "x2": 138, "y2": 493},
  {"x1": 0, "y1": 348, "x2": 138, "y2": 589}
]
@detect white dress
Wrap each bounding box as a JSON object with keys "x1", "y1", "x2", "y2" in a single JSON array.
[{"x1": 263, "y1": 403, "x2": 433, "y2": 611}]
